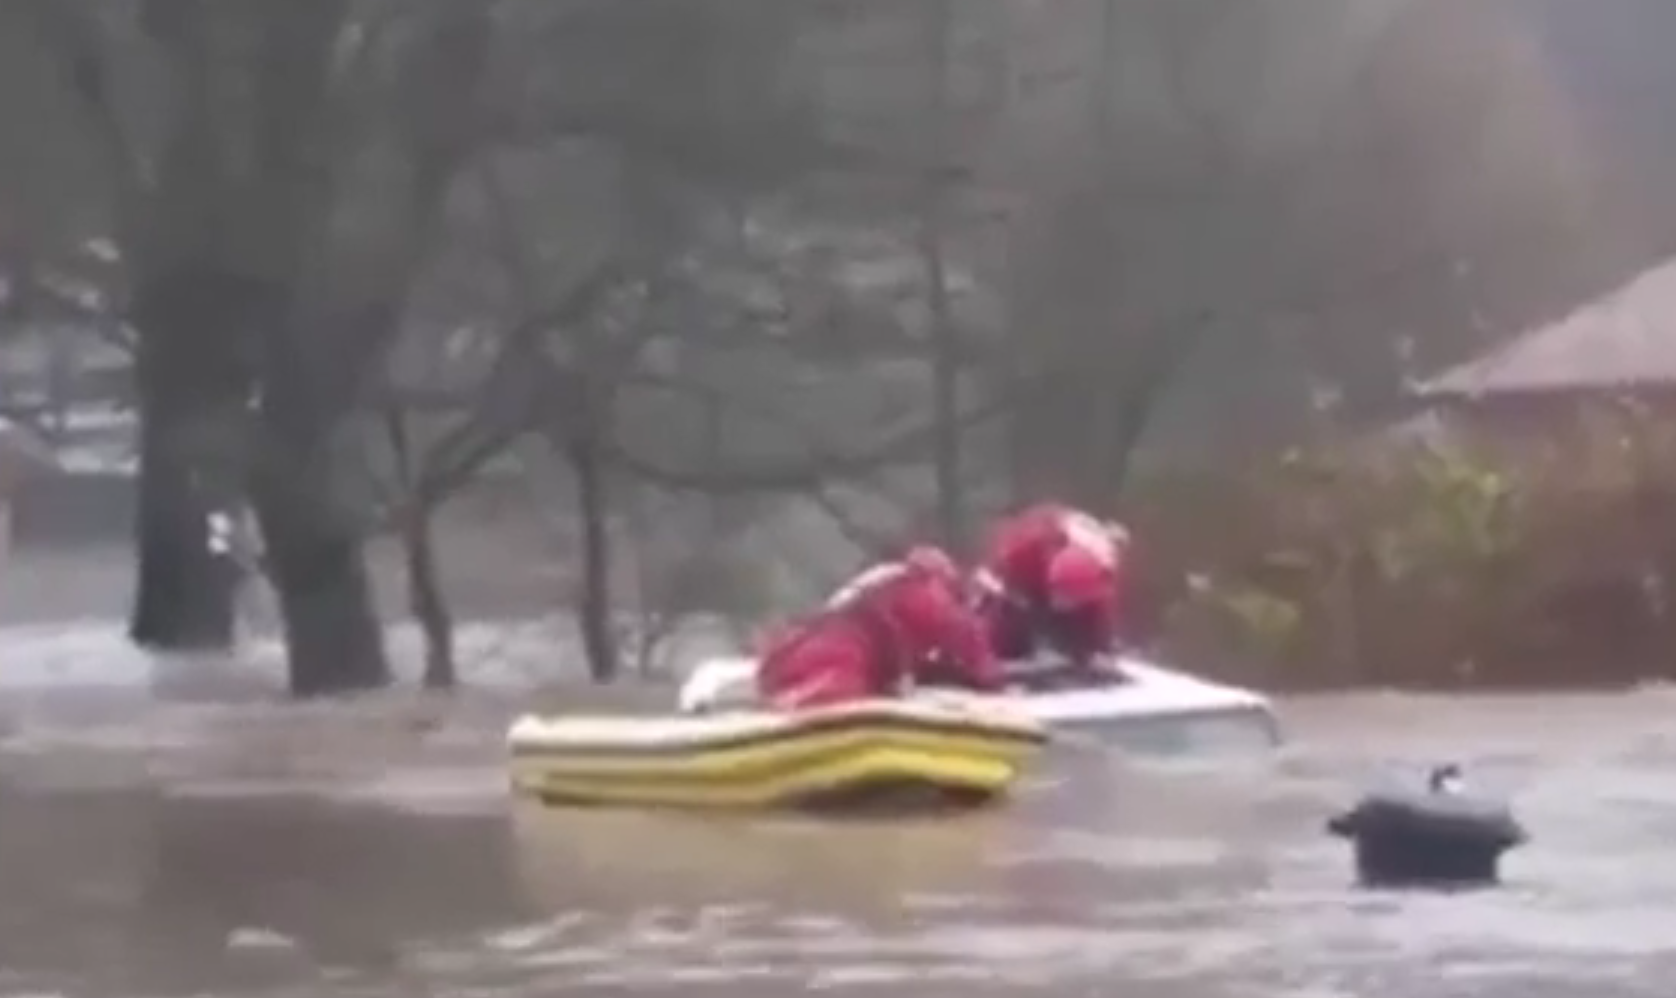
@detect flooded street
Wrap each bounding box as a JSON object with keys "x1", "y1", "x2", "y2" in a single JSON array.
[{"x1": 3, "y1": 627, "x2": 1676, "y2": 997}]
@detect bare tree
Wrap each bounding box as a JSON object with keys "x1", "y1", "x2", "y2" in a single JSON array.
[
  {"x1": 4, "y1": 0, "x2": 1617, "y2": 699},
  {"x1": 14, "y1": 0, "x2": 844, "y2": 691},
  {"x1": 353, "y1": 2, "x2": 868, "y2": 685},
  {"x1": 996, "y1": 0, "x2": 1370, "y2": 503},
  {"x1": 13, "y1": 1, "x2": 504, "y2": 692}
]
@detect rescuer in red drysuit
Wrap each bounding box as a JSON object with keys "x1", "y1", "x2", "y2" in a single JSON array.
[
  {"x1": 973, "y1": 502, "x2": 1132, "y2": 669},
  {"x1": 756, "y1": 545, "x2": 1002, "y2": 710}
]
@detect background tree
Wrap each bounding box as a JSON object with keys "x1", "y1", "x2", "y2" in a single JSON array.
[{"x1": 0, "y1": 0, "x2": 1662, "y2": 694}]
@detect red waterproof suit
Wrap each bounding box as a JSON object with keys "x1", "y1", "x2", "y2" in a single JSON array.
[
  {"x1": 974, "y1": 503, "x2": 1129, "y2": 666},
  {"x1": 757, "y1": 549, "x2": 1001, "y2": 710}
]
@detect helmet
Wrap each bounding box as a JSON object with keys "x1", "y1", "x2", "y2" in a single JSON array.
[
  {"x1": 904, "y1": 544, "x2": 959, "y2": 584},
  {"x1": 1046, "y1": 546, "x2": 1112, "y2": 611}
]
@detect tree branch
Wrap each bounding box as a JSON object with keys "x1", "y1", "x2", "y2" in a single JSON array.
[
  {"x1": 478, "y1": 156, "x2": 670, "y2": 393},
  {"x1": 411, "y1": 259, "x2": 633, "y2": 499},
  {"x1": 478, "y1": 157, "x2": 543, "y2": 309},
  {"x1": 306, "y1": 5, "x2": 497, "y2": 425},
  {"x1": 602, "y1": 364, "x2": 1036, "y2": 495},
  {"x1": 807, "y1": 485, "x2": 903, "y2": 559},
  {"x1": 19, "y1": 0, "x2": 146, "y2": 251}
]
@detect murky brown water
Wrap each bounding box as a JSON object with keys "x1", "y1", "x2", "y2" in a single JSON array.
[{"x1": 3, "y1": 633, "x2": 1676, "y2": 997}]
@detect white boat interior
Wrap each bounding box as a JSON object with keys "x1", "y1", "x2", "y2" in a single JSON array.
[{"x1": 676, "y1": 653, "x2": 1281, "y2": 755}]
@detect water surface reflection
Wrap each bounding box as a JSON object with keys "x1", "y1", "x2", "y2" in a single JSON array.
[{"x1": 4, "y1": 684, "x2": 1676, "y2": 997}]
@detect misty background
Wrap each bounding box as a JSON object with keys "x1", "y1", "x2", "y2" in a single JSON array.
[{"x1": 0, "y1": 0, "x2": 1672, "y2": 691}]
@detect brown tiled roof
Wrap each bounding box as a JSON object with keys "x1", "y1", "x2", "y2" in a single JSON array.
[{"x1": 1417, "y1": 257, "x2": 1676, "y2": 399}]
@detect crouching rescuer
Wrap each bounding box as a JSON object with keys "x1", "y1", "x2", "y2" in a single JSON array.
[
  {"x1": 756, "y1": 546, "x2": 1003, "y2": 710},
  {"x1": 973, "y1": 502, "x2": 1133, "y2": 671}
]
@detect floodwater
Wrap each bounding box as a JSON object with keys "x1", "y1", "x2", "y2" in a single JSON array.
[{"x1": 3, "y1": 624, "x2": 1676, "y2": 998}]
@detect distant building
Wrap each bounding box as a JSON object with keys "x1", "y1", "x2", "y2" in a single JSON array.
[
  {"x1": 1416, "y1": 255, "x2": 1676, "y2": 403},
  {"x1": 1405, "y1": 254, "x2": 1676, "y2": 672},
  {"x1": 1406, "y1": 256, "x2": 1676, "y2": 460}
]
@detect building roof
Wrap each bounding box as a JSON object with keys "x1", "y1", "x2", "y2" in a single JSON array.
[{"x1": 1416, "y1": 256, "x2": 1676, "y2": 400}]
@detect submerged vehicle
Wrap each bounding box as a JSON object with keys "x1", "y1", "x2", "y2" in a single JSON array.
[
  {"x1": 677, "y1": 654, "x2": 1282, "y2": 756},
  {"x1": 507, "y1": 697, "x2": 1048, "y2": 814}
]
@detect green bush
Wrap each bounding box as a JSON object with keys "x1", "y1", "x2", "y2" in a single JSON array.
[{"x1": 1134, "y1": 414, "x2": 1676, "y2": 690}]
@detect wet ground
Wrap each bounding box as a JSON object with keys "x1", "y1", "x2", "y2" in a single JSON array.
[{"x1": 3, "y1": 624, "x2": 1676, "y2": 997}]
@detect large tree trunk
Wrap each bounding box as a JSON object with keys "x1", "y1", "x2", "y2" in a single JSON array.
[
  {"x1": 129, "y1": 418, "x2": 237, "y2": 650},
  {"x1": 127, "y1": 271, "x2": 257, "y2": 652},
  {"x1": 251, "y1": 323, "x2": 390, "y2": 697},
  {"x1": 252, "y1": 468, "x2": 389, "y2": 697}
]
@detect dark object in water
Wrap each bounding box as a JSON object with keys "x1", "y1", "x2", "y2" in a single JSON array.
[{"x1": 1328, "y1": 765, "x2": 1526, "y2": 889}]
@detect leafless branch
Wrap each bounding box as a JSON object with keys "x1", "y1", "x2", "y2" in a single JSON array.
[
  {"x1": 411, "y1": 259, "x2": 634, "y2": 500},
  {"x1": 312, "y1": 5, "x2": 496, "y2": 423},
  {"x1": 603, "y1": 361, "x2": 1040, "y2": 495},
  {"x1": 478, "y1": 158, "x2": 542, "y2": 305},
  {"x1": 18, "y1": 0, "x2": 145, "y2": 250},
  {"x1": 607, "y1": 274, "x2": 1368, "y2": 499},
  {"x1": 22, "y1": 272, "x2": 137, "y2": 353},
  {"x1": 807, "y1": 486, "x2": 902, "y2": 559}
]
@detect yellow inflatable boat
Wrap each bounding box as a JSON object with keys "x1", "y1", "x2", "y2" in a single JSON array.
[{"x1": 506, "y1": 696, "x2": 1047, "y2": 813}]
